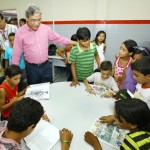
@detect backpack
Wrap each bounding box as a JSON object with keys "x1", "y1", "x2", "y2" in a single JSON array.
[{"x1": 114, "y1": 89, "x2": 134, "y2": 100}]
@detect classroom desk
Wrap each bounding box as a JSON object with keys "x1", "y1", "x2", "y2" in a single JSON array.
[
  {"x1": 48, "y1": 56, "x2": 66, "y2": 81},
  {"x1": 40, "y1": 82, "x2": 116, "y2": 150}
]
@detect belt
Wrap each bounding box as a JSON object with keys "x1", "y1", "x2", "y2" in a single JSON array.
[{"x1": 27, "y1": 60, "x2": 48, "y2": 67}]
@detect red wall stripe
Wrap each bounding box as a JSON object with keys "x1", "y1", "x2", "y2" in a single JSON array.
[{"x1": 42, "y1": 20, "x2": 150, "y2": 25}]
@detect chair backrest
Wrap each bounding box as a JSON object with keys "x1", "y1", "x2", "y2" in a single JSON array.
[{"x1": 18, "y1": 77, "x2": 28, "y2": 92}]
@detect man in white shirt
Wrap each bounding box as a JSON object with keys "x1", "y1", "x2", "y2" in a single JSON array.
[{"x1": 0, "y1": 13, "x2": 18, "y2": 66}]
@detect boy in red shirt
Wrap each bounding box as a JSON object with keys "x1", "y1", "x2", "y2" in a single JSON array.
[{"x1": 0, "y1": 65, "x2": 24, "y2": 120}]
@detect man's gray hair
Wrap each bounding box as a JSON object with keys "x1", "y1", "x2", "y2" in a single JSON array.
[{"x1": 25, "y1": 3, "x2": 42, "y2": 18}]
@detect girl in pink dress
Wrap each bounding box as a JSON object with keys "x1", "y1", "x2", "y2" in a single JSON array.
[{"x1": 114, "y1": 39, "x2": 137, "y2": 86}]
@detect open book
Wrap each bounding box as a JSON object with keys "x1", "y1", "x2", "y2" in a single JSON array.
[
  {"x1": 90, "y1": 119, "x2": 128, "y2": 149},
  {"x1": 25, "y1": 82, "x2": 50, "y2": 100},
  {"x1": 25, "y1": 120, "x2": 60, "y2": 150}
]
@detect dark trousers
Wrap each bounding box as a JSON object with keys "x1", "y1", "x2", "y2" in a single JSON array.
[{"x1": 26, "y1": 61, "x2": 53, "y2": 85}]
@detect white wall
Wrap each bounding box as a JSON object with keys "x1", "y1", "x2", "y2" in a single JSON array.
[
  {"x1": 1, "y1": 0, "x2": 150, "y2": 63},
  {"x1": 0, "y1": 0, "x2": 150, "y2": 21}
]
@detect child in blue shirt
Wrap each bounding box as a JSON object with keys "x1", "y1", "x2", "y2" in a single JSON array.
[{"x1": 4, "y1": 32, "x2": 25, "y2": 70}]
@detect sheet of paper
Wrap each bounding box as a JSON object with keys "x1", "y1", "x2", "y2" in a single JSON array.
[
  {"x1": 84, "y1": 84, "x2": 107, "y2": 97},
  {"x1": 25, "y1": 82, "x2": 50, "y2": 100},
  {"x1": 90, "y1": 119, "x2": 129, "y2": 149},
  {"x1": 25, "y1": 120, "x2": 60, "y2": 150}
]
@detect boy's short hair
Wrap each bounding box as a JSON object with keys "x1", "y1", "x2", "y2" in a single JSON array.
[
  {"x1": 5, "y1": 65, "x2": 22, "y2": 78},
  {"x1": 131, "y1": 57, "x2": 150, "y2": 76},
  {"x1": 100, "y1": 61, "x2": 112, "y2": 71},
  {"x1": 19, "y1": 18, "x2": 26, "y2": 23},
  {"x1": 48, "y1": 44, "x2": 57, "y2": 56},
  {"x1": 8, "y1": 32, "x2": 15, "y2": 38},
  {"x1": 7, "y1": 97, "x2": 44, "y2": 132},
  {"x1": 71, "y1": 34, "x2": 77, "y2": 41},
  {"x1": 76, "y1": 27, "x2": 91, "y2": 41},
  {"x1": 115, "y1": 98, "x2": 150, "y2": 132},
  {"x1": 8, "y1": 18, "x2": 15, "y2": 24}
]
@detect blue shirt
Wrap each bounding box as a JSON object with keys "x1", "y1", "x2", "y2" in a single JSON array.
[{"x1": 4, "y1": 46, "x2": 25, "y2": 69}]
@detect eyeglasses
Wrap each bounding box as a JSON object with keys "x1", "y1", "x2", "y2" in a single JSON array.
[{"x1": 29, "y1": 18, "x2": 41, "y2": 23}]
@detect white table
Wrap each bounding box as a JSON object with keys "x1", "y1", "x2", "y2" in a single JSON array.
[
  {"x1": 48, "y1": 56, "x2": 66, "y2": 81},
  {"x1": 40, "y1": 82, "x2": 116, "y2": 150}
]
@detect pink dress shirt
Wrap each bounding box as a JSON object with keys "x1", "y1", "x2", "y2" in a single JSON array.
[{"x1": 12, "y1": 24, "x2": 71, "y2": 64}]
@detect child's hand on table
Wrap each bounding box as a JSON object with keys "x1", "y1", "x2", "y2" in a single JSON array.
[{"x1": 70, "y1": 80, "x2": 80, "y2": 87}]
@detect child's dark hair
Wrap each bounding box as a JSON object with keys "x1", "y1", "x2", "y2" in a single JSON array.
[
  {"x1": 123, "y1": 39, "x2": 137, "y2": 53},
  {"x1": 115, "y1": 98, "x2": 150, "y2": 132},
  {"x1": 48, "y1": 44, "x2": 57, "y2": 55},
  {"x1": 8, "y1": 18, "x2": 15, "y2": 24},
  {"x1": 71, "y1": 34, "x2": 77, "y2": 41},
  {"x1": 100, "y1": 61, "x2": 112, "y2": 71},
  {"x1": 133, "y1": 46, "x2": 150, "y2": 57},
  {"x1": 94, "y1": 30, "x2": 106, "y2": 45},
  {"x1": 8, "y1": 97, "x2": 44, "y2": 132},
  {"x1": 76, "y1": 27, "x2": 91, "y2": 41},
  {"x1": 131, "y1": 57, "x2": 150, "y2": 75},
  {"x1": 19, "y1": 18, "x2": 26, "y2": 24},
  {"x1": 8, "y1": 32, "x2": 15, "y2": 38},
  {"x1": 5, "y1": 65, "x2": 22, "y2": 78}
]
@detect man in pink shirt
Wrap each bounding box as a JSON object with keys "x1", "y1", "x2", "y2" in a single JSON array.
[{"x1": 12, "y1": 3, "x2": 77, "y2": 85}]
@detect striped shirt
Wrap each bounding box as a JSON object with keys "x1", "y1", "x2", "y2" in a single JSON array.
[
  {"x1": 120, "y1": 131, "x2": 150, "y2": 150},
  {"x1": 0, "y1": 121, "x2": 21, "y2": 150},
  {"x1": 0, "y1": 24, "x2": 18, "y2": 50},
  {"x1": 70, "y1": 43, "x2": 98, "y2": 80},
  {"x1": 0, "y1": 121, "x2": 30, "y2": 150}
]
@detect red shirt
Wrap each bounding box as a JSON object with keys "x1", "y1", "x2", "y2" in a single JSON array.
[{"x1": 0, "y1": 82, "x2": 18, "y2": 118}]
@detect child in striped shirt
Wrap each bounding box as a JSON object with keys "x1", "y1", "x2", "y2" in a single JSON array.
[
  {"x1": 70, "y1": 27, "x2": 100, "y2": 87},
  {"x1": 84, "y1": 98, "x2": 150, "y2": 150}
]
